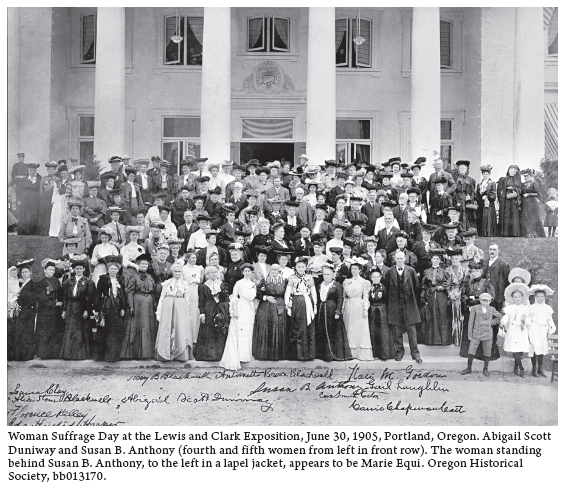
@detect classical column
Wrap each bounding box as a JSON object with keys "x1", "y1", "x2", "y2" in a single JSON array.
[
  {"x1": 306, "y1": 7, "x2": 336, "y2": 166},
  {"x1": 94, "y1": 7, "x2": 126, "y2": 172},
  {"x1": 18, "y1": 8, "x2": 52, "y2": 168},
  {"x1": 410, "y1": 7, "x2": 440, "y2": 177},
  {"x1": 513, "y1": 7, "x2": 545, "y2": 169},
  {"x1": 8, "y1": 8, "x2": 20, "y2": 166},
  {"x1": 480, "y1": 8, "x2": 515, "y2": 179},
  {"x1": 200, "y1": 7, "x2": 231, "y2": 164}
]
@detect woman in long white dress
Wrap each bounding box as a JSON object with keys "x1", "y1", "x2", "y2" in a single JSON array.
[
  {"x1": 49, "y1": 166, "x2": 71, "y2": 237},
  {"x1": 527, "y1": 284, "x2": 556, "y2": 377},
  {"x1": 182, "y1": 251, "x2": 204, "y2": 343},
  {"x1": 219, "y1": 263, "x2": 257, "y2": 370},
  {"x1": 342, "y1": 259, "x2": 373, "y2": 360},
  {"x1": 500, "y1": 283, "x2": 531, "y2": 377},
  {"x1": 155, "y1": 262, "x2": 194, "y2": 361},
  {"x1": 90, "y1": 228, "x2": 119, "y2": 285}
]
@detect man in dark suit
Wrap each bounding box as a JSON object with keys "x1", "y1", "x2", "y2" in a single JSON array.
[
  {"x1": 427, "y1": 159, "x2": 456, "y2": 198},
  {"x1": 177, "y1": 210, "x2": 199, "y2": 255},
  {"x1": 484, "y1": 243, "x2": 510, "y2": 312},
  {"x1": 265, "y1": 176, "x2": 290, "y2": 201},
  {"x1": 134, "y1": 161, "x2": 155, "y2": 205},
  {"x1": 171, "y1": 186, "x2": 194, "y2": 228},
  {"x1": 327, "y1": 172, "x2": 347, "y2": 208},
  {"x1": 392, "y1": 192, "x2": 411, "y2": 231},
  {"x1": 383, "y1": 251, "x2": 422, "y2": 362},
  {"x1": 386, "y1": 231, "x2": 418, "y2": 268},
  {"x1": 376, "y1": 214, "x2": 401, "y2": 255},
  {"x1": 361, "y1": 187, "x2": 383, "y2": 236}
]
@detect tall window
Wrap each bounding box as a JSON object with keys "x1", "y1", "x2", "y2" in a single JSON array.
[
  {"x1": 440, "y1": 20, "x2": 452, "y2": 68},
  {"x1": 335, "y1": 17, "x2": 372, "y2": 68},
  {"x1": 440, "y1": 119, "x2": 453, "y2": 168},
  {"x1": 161, "y1": 117, "x2": 201, "y2": 171},
  {"x1": 79, "y1": 116, "x2": 95, "y2": 165},
  {"x1": 247, "y1": 16, "x2": 290, "y2": 52},
  {"x1": 336, "y1": 119, "x2": 372, "y2": 163},
  {"x1": 81, "y1": 14, "x2": 96, "y2": 64},
  {"x1": 164, "y1": 16, "x2": 204, "y2": 65}
]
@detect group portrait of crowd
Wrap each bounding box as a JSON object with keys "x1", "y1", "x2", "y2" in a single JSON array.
[{"x1": 7, "y1": 152, "x2": 557, "y2": 376}]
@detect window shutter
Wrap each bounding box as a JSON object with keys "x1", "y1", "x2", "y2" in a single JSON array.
[
  {"x1": 354, "y1": 17, "x2": 371, "y2": 68},
  {"x1": 81, "y1": 14, "x2": 96, "y2": 64},
  {"x1": 440, "y1": 20, "x2": 452, "y2": 68},
  {"x1": 164, "y1": 15, "x2": 181, "y2": 64},
  {"x1": 335, "y1": 17, "x2": 349, "y2": 66},
  {"x1": 272, "y1": 16, "x2": 290, "y2": 51},
  {"x1": 248, "y1": 16, "x2": 265, "y2": 51}
]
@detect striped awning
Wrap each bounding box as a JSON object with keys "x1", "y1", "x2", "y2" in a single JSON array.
[
  {"x1": 241, "y1": 119, "x2": 293, "y2": 140},
  {"x1": 545, "y1": 104, "x2": 558, "y2": 160}
]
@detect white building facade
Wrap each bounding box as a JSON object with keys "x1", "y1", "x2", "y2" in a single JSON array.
[{"x1": 8, "y1": 7, "x2": 558, "y2": 182}]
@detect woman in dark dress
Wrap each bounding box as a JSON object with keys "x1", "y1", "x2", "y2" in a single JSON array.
[
  {"x1": 59, "y1": 258, "x2": 96, "y2": 360},
  {"x1": 253, "y1": 265, "x2": 288, "y2": 360},
  {"x1": 35, "y1": 258, "x2": 64, "y2": 359},
  {"x1": 9, "y1": 260, "x2": 36, "y2": 361},
  {"x1": 121, "y1": 253, "x2": 158, "y2": 360},
  {"x1": 476, "y1": 164, "x2": 498, "y2": 237},
  {"x1": 368, "y1": 268, "x2": 394, "y2": 360},
  {"x1": 421, "y1": 250, "x2": 452, "y2": 346},
  {"x1": 195, "y1": 265, "x2": 230, "y2": 361},
  {"x1": 520, "y1": 168, "x2": 545, "y2": 238},
  {"x1": 497, "y1": 165, "x2": 522, "y2": 237},
  {"x1": 459, "y1": 260, "x2": 498, "y2": 360},
  {"x1": 268, "y1": 221, "x2": 294, "y2": 265},
  {"x1": 17, "y1": 163, "x2": 42, "y2": 236},
  {"x1": 250, "y1": 218, "x2": 273, "y2": 258},
  {"x1": 453, "y1": 160, "x2": 476, "y2": 231},
  {"x1": 285, "y1": 256, "x2": 317, "y2": 360},
  {"x1": 93, "y1": 256, "x2": 127, "y2": 362},
  {"x1": 316, "y1": 263, "x2": 352, "y2": 361}
]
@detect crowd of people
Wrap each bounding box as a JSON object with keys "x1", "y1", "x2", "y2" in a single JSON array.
[{"x1": 7, "y1": 152, "x2": 557, "y2": 375}]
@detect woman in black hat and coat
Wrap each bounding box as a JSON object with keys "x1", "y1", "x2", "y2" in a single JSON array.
[
  {"x1": 520, "y1": 168, "x2": 545, "y2": 238},
  {"x1": 476, "y1": 165, "x2": 498, "y2": 237},
  {"x1": 93, "y1": 256, "x2": 127, "y2": 362},
  {"x1": 35, "y1": 258, "x2": 64, "y2": 359},
  {"x1": 497, "y1": 165, "x2": 522, "y2": 237},
  {"x1": 59, "y1": 257, "x2": 96, "y2": 360},
  {"x1": 453, "y1": 160, "x2": 476, "y2": 231}
]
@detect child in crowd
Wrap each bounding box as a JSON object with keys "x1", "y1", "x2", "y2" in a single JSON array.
[
  {"x1": 527, "y1": 284, "x2": 556, "y2": 377},
  {"x1": 544, "y1": 188, "x2": 558, "y2": 237}
]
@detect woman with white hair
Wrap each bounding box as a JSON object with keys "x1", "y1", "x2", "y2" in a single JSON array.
[
  {"x1": 182, "y1": 250, "x2": 204, "y2": 342},
  {"x1": 220, "y1": 263, "x2": 257, "y2": 370},
  {"x1": 194, "y1": 265, "x2": 230, "y2": 361},
  {"x1": 155, "y1": 261, "x2": 194, "y2": 361},
  {"x1": 250, "y1": 217, "x2": 273, "y2": 256}
]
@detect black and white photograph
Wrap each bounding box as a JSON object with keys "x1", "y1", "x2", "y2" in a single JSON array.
[{"x1": 6, "y1": 5, "x2": 559, "y2": 429}]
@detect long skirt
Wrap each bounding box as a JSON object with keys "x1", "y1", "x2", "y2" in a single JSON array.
[
  {"x1": 194, "y1": 302, "x2": 229, "y2": 361},
  {"x1": 521, "y1": 196, "x2": 546, "y2": 237},
  {"x1": 528, "y1": 321, "x2": 551, "y2": 356},
  {"x1": 38, "y1": 192, "x2": 53, "y2": 236},
  {"x1": 289, "y1": 295, "x2": 316, "y2": 360},
  {"x1": 121, "y1": 293, "x2": 157, "y2": 359},
  {"x1": 478, "y1": 201, "x2": 497, "y2": 237},
  {"x1": 187, "y1": 283, "x2": 200, "y2": 342},
  {"x1": 59, "y1": 300, "x2": 93, "y2": 360},
  {"x1": 424, "y1": 290, "x2": 451, "y2": 345},
  {"x1": 368, "y1": 303, "x2": 394, "y2": 360},
  {"x1": 459, "y1": 306, "x2": 500, "y2": 360},
  {"x1": 343, "y1": 296, "x2": 373, "y2": 360},
  {"x1": 155, "y1": 297, "x2": 193, "y2": 361},
  {"x1": 499, "y1": 198, "x2": 521, "y2": 237},
  {"x1": 316, "y1": 300, "x2": 352, "y2": 361},
  {"x1": 253, "y1": 298, "x2": 287, "y2": 360},
  {"x1": 503, "y1": 322, "x2": 530, "y2": 353},
  {"x1": 49, "y1": 193, "x2": 67, "y2": 237},
  {"x1": 93, "y1": 315, "x2": 126, "y2": 362},
  {"x1": 8, "y1": 307, "x2": 36, "y2": 361},
  {"x1": 35, "y1": 306, "x2": 64, "y2": 359}
]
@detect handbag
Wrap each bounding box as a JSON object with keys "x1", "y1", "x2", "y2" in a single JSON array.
[
  {"x1": 506, "y1": 191, "x2": 518, "y2": 199},
  {"x1": 465, "y1": 201, "x2": 478, "y2": 210}
]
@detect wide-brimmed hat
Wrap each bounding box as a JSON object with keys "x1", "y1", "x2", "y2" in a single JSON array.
[
  {"x1": 461, "y1": 228, "x2": 478, "y2": 238},
  {"x1": 421, "y1": 223, "x2": 438, "y2": 233},
  {"x1": 504, "y1": 283, "x2": 529, "y2": 304},
  {"x1": 222, "y1": 203, "x2": 239, "y2": 214},
  {"x1": 135, "y1": 253, "x2": 152, "y2": 263},
  {"x1": 468, "y1": 259, "x2": 484, "y2": 270},
  {"x1": 151, "y1": 192, "x2": 168, "y2": 200},
  {"x1": 16, "y1": 259, "x2": 35, "y2": 269},
  {"x1": 87, "y1": 180, "x2": 101, "y2": 188},
  {"x1": 108, "y1": 206, "x2": 125, "y2": 214},
  {"x1": 62, "y1": 235, "x2": 81, "y2": 244},
  {"x1": 508, "y1": 267, "x2": 531, "y2": 285},
  {"x1": 69, "y1": 165, "x2": 86, "y2": 175},
  {"x1": 101, "y1": 171, "x2": 117, "y2": 182},
  {"x1": 98, "y1": 226, "x2": 114, "y2": 237},
  {"x1": 455, "y1": 160, "x2": 471, "y2": 167},
  {"x1": 126, "y1": 225, "x2": 144, "y2": 235},
  {"x1": 158, "y1": 205, "x2": 171, "y2": 214},
  {"x1": 44, "y1": 161, "x2": 58, "y2": 168},
  {"x1": 446, "y1": 247, "x2": 463, "y2": 256},
  {"x1": 480, "y1": 164, "x2": 493, "y2": 173},
  {"x1": 528, "y1": 284, "x2": 554, "y2": 296},
  {"x1": 123, "y1": 166, "x2": 137, "y2": 176},
  {"x1": 167, "y1": 238, "x2": 184, "y2": 246},
  {"x1": 429, "y1": 248, "x2": 446, "y2": 257},
  {"x1": 228, "y1": 242, "x2": 244, "y2": 251},
  {"x1": 108, "y1": 156, "x2": 122, "y2": 164},
  {"x1": 443, "y1": 222, "x2": 460, "y2": 230},
  {"x1": 194, "y1": 213, "x2": 211, "y2": 222},
  {"x1": 303, "y1": 164, "x2": 321, "y2": 174},
  {"x1": 271, "y1": 221, "x2": 285, "y2": 232},
  {"x1": 255, "y1": 245, "x2": 271, "y2": 256},
  {"x1": 298, "y1": 154, "x2": 308, "y2": 161},
  {"x1": 101, "y1": 255, "x2": 123, "y2": 266},
  {"x1": 268, "y1": 197, "x2": 286, "y2": 205},
  {"x1": 67, "y1": 199, "x2": 84, "y2": 209},
  {"x1": 70, "y1": 256, "x2": 89, "y2": 268}
]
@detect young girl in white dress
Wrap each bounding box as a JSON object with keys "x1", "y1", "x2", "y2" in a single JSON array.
[
  {"x1": 219, "y1": 263, "x2": 257, "y2": 370},
  {"x1": 527, "y1": 284, "x2": 556, "y2": 377},
  {"x1": 500, "y1": 283, "x2": 531, "y2": 377}
]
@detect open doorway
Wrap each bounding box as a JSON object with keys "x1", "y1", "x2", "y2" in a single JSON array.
[{"x1": 240, "y1": 142, "x2": 295, "y2": 165}]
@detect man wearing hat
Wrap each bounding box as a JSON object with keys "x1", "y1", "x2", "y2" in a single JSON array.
[
  {"x1": 108, "y1": 156, "x2": 126, "y2": 189},
  {"x1": 11, "y1": 151, "x2": 29, "y2": 191},
  {"x1": 454, "y1": 160, "x2": 476, "y2": 231},
  {"x1": 105, "y1": 207, "x2": 128, "y2": 249},
  {"x1": 287, "y1": 167, "x2": 306, "y2": 197},
  {"x1": 297, "y1": 154, "x2": 309, "y2": 172},
  {"x1": 460, "y1": 292, "x2": 501, "y2": 377},
  {"x1": 153, "y1": 160, "x2": 175, "y2": 205},
  {"x1": 225, "y1": 164, "x2": 251, "y2": 200},
  {"x1": 16, "y1": 163, "x2": 43, "y2": 235}
]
